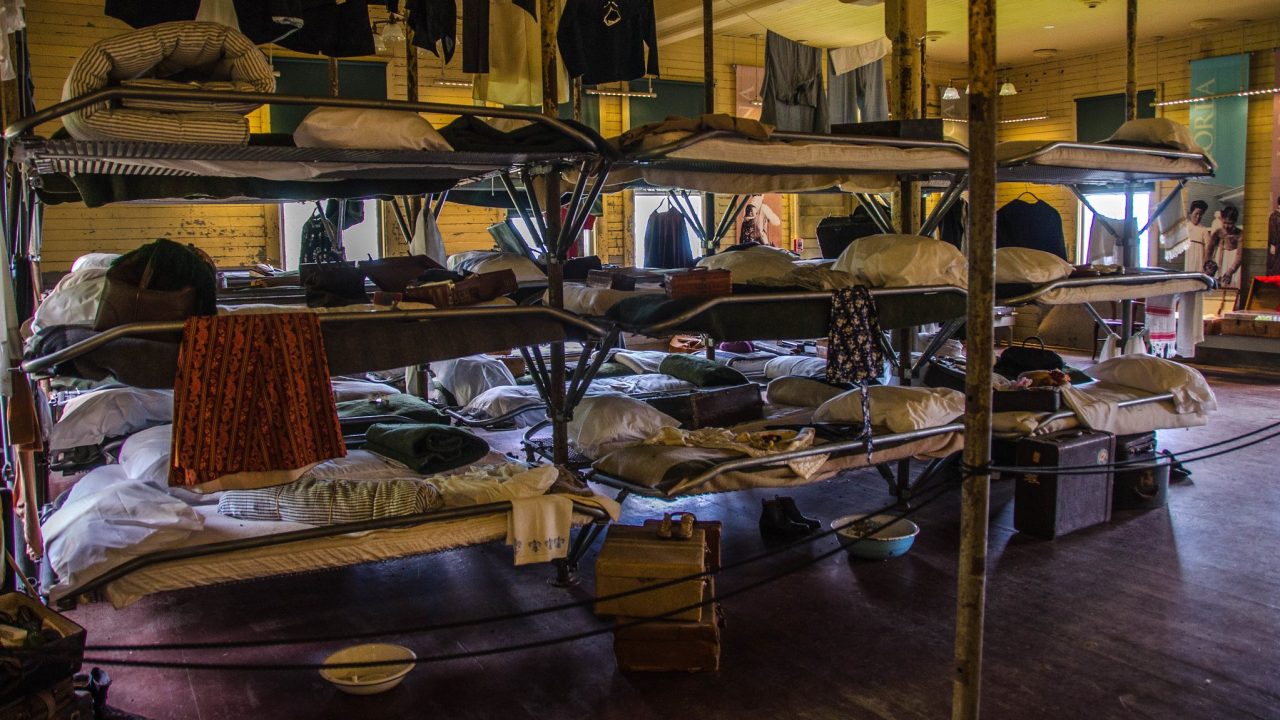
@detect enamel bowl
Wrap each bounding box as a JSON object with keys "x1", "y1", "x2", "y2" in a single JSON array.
[
  {"x1": 320, "y1": 643, "x2": 416, "y2": 695},
  {"x1": 831, "y1": 514, "x2": 920, "y2": 560}
]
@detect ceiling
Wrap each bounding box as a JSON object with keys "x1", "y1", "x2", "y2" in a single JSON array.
[{"x1": 655, "y1": 0, "x2": 1280, "y2": 65}]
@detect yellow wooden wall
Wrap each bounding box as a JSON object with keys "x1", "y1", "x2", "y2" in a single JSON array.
[{"x1": 995, "y1": 19, "x2": 1280, "y2": 262}]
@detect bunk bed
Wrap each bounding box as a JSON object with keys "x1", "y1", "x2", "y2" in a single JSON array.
[{"x1": 3, "y1": 88, "x2": 626, "y2": 605}]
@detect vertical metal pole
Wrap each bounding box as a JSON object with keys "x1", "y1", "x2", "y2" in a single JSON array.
[
  {"x1": 701, "y1": 0, "x2": 717, "y2": 251},
  {"x1": 404, "y1": 24, "x2": 419, "y2": 104},
  {"x1": 1120, "y1": 0, "x2": 1138, "y2": 342},
  {"x1": 327, "y1": 56, "x2": 340, "y2": 97},
  {"x1": 953, "y1": 0, "x2": 995, "y2": 717},
  {"x1": 540, "y1": 0, "x2": 568, "y2": 464},
  {"x1": 1125, "y1": 0, "x2": 1138, "y2": 123}
]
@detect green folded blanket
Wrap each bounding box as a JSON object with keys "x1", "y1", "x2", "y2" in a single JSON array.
[
  {"x1": 658, "y1": 353, "x2": 750, "y2": 388},
  {"x1": 363, "y1": 423, "x2": 490, "y2": 474},
  {"x1": 335, "y1": 393, "x2": 448, "y2": 424}
]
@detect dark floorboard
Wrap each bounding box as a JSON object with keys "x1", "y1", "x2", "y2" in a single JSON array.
[{"x1": 65, "y1": 368, "x2": 1280, "y2": 719}]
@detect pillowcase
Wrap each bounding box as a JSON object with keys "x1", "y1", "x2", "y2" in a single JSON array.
[
  {"x1": 462, "y1": 385, "x2": 545, "y2": 427},
  {"x1": 995, "y1": 247, "x2": 1076, "y2": 284},
  {"x1": 568, "y1": 394, "x2": 680, "y2": 458},
  {"x1": 42, "y1": 464, "x2": 203, "y2": 602},
  {"x1": 70, "y1": 253, "x2": 120, "y2": 272},
  {"x1": 833, "y1": 234, "x2": 968, "y2": 289},
  {"x1": 294, "y1": 108, "x2": 453, "y2": 152},
  {"x1": 1106, "y1": 118, "x2": 1201, "y2": 153},
  {"x1": 763, "y1": 355, "x2": 828, "y2": 379},
  {"x1": 119, "y1": 423, "x2": 173, "y2": 487},
  {"x1": 1086, "y1": 355, "x2": 1217, "y2": 414},
  {"x1": 766, "y1": 377, "x2": 845, "y2": 408},
  {"x1": 695, "y1": 245, "x2": 798, "y2": 284},
  {"x1": 813, "y1": 385, "x2": 965, "y2": 433},
  {"x1": 48, "y1": 388, "x2": 174, "y2": 451},
  {"x1": 330, "y1": 379, "x2": 400, "y2": 402},
  {"x1": 611, "y1": 350, "x2": 671, "y2": 375},
  {"x1": 448, "y1": 251, "x2": 545, "y2": 284},
  {"x1": 432, "y1": 355, "x2": 517, "y2": 406},
  {"x1": 32, "y1": 268, "x2": 108, "y2": 334}
]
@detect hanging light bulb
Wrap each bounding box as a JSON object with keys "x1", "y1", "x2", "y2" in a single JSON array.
[
  {"x1": 380, "y1": 16, "x2": 407, "y2": 45},
  {"x1": 942, "y1": 85, "x2": 961, "y2": 101},
  {"x1": 999, "y1": 81, "x2": 1018, "y2": 96}
]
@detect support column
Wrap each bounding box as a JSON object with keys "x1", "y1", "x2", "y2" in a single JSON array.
[
  {"x1": 952, "y1": 0, "x2": 995, "y2": 718},
  {"x1": 1120, "y1": 0, "x2": 1138, "y2": 342},
  {"x1": 702, "y1": 0, "x2": 717, "y2": 250},
  {"x1": 540, "y1": 0, "x2": 568, "y2": 464},
  {"x1": 885, "y1": 0, "x2": 926, "y2": 234}
]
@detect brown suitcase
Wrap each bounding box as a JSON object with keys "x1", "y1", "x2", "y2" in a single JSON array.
[
  {"x1": 613, "y1": 582, "x2": 721, "y2": 673},
  {"x1": 643, "y1": 384, "x2": 763, "y2": 429},
  {"x1": 1012, "y1": 429, "x2": 1115, "y2": 540},
  {"x1": 595, "y1": 524, "x2": 707, "y2": 622}
]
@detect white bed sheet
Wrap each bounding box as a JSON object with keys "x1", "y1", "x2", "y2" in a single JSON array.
[{"x1": 1020, "y1": 278, "x2": 1209, "y2": 305}]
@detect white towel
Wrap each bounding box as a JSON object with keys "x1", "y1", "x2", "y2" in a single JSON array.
[
  {"x1": 1175, "y1": 290, "x2": 1204, "y2": 359},
  {"x1": 1146, "y1": 295, "x2": 1177, "y2": 357},
  {"x1": 830, "y1": 37, "x2": 892, "y2": 75},
  {"x1": 508, "y1": 494, "x2": 575, "y2": 565},
  {"x1": 411, "y1": 206, "x2": 447, "y2": 266}
]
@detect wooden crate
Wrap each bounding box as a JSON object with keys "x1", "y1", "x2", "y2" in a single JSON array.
[{"x1": 665, "y1": 268, "x2": 732, "y2": 300}]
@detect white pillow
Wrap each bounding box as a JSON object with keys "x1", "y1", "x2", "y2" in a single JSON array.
[
  {"x1": 696, "y1": 245, "x2": 797, "y2": 284},
  {"x1": 568, "y1": 394, "x2": 680, "y2": 458},
  {"x1": 1106, "y1": 118, "x2": 1201, "y2": 153},
  {"x1": 293, "y1": 108, "x2": 453, "y2": 152},
  {"x1": 766, "y1": 376, "x2": 844, "y2": 408},
  {"x1": 449, "y1": 251, "x2": 545, "y2": 284},
  {"x1": 463, "y1": 385, "x2": 545, "y2": 427},
  {"x1": 119, "y1": 423, "x2": 173, "y2": 488},
  {"x1": 48, "y1": 388, "x2": 173, "y2": 451},
  {"x1": 813, "y1": 385, "x2": 965, "y2": 433},
  {"x1": 330, "y1": 380, "x2": 399, "y2": 402},
  {"x1": 1086, "y1": 355, "x2": 1216, "y2": 414},
  {"x1": 763, "y1": 355, "x2": 827, "y2": 379},
  {"x1": 833, "y1": 234, "x2": 968, "y2": 289},
  {"x1": 432, "y1": 355, "x2": 517, "y2": 407},
  {"x1": 995, "y1": 247, "x2": 1076, "y2": 284},
  {"x1": 43, "y1": 465, "x2": 203, "y2": 602},
  {"x1": 32, "y1": 268, "x2": 108, "y2": 333},
  {"x1": 70, "y1": 253, "x2": 120, "y2": 272},
  {"x1": 611, "y1": 350, "x2": 670, "y2": 375}
]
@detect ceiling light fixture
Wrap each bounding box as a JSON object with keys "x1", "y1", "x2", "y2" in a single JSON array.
[
  {"x1": 1188, "y1": 17, "x2": 1221, "y2": 30},
  {"x1": 1152, "y1": 85, "x2": 1280, "y2": 107},
  {"x1": 999, "y1": 81, "x2": 1018, "y2": 96},
  {"x1": 431, "y1": 78, "x2": 474, "y2": 89},
  {"x1": 942, "y1": 85, "x2": 961, "y2": 101},
  {"x1": 949, "y1": 114, "x2": 1049, "y2": 125},
  {"x1": 379, "y1": 15, "x2": 407, "y2": 45},
  {"x1": 1043, "y1": 24, "x2": 1055, "y2": 29},
  {"x1": 585, "y1": 78, "x2": 658, "y2": 99}
]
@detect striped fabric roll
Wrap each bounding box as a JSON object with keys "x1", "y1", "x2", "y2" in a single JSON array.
[
  {"x1": 62, "y1": 22, "x2": 275, "y2": 144},
  {"x1": 218, "y1": 476, "x2": 444, "y2": 525}
]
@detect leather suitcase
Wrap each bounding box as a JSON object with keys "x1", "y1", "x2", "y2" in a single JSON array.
[
  {"x1": 643, "y1": 384, "x2": 763, "y2": 429},
  {"x1": 595, "y1": 524, "x2": 707, "y2": 622},
  {"x1": 613, "y1": 582, "x2": 721, "y2": 673},
  {"x1": 1013, "y1": 430, "x2": 1115, "y2": 539},
  {"x1": 1112, "y1": 432, "x2": 1170, "y2": 511}
]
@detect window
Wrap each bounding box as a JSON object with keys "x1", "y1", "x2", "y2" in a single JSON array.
[
  {"x1": 280, "y1": 201, "x2": 381, "y2": 270},
  {"x1": 1074, "y1": 90, "x2": 1155, "y2": 143},
  {"x1": 627, "y1": 80, "x2": 706, "y2": 129},
  {"x1": 1077, "y1": 192, "x2": 1152, "y2": 266},
  {"x1": 633, "y1": 192, "x2": 704, "y2": 267}
]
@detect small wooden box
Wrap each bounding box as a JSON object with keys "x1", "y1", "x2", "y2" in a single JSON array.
[
  {"x1": 665, "y1": 268, "x2": 732, "y2": 300},
  {"x1": 613, "y1": 582, "x2": 721, "y2": 673},
  {"x1": 595, "y1": 525, "x2": 707, "y2": 622},
  {"x1": 1242, "y1": 278, "x2": 1280, "y2": 312},
  {"x1": 643, "y1": 384, "x2": 763, "y2": 429},
  {"x1": 1218, "y1": 312, "x2": 1280, "y2": 338}
]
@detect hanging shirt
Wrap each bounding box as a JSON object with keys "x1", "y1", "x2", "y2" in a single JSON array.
[
  {"x1": 395, "y1": 0, "x2": 458, "y2": 63},
  {"x1": 761, "y1": 31, "x2": 828, "y2": 133},
  {"x1": 828, "y1": 37, "x2": 890, "y2": 126},
  {"x1": 558, "y1": 0, "x2": 659, "y2": 86},
  {"x1": 473, "y1": 0, "x2": 569, "y2": 107},
  {"x1": 996, "y1": 197, "x2": 1067, "y2": 260}
]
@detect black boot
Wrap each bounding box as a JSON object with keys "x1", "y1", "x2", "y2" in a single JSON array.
[
  {"x1": 760, "y1": 499, "x2": 812, "y2": 539},
  {"x1": 775, "y1": 496, "x2": 820, "y2": 531}
]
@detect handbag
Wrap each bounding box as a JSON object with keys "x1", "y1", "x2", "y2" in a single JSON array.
[
  {"x1": 93, "y1": 249, "x2": 197, "y2": 331},
  {"x1": 992, "y1": 336, "x2": 1064, "y2": 379},
  {"x1": 302, "y1": 260, "x2": 368, "y2": 308}
]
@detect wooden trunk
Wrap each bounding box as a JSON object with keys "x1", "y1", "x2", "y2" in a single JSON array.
[
  {"x1": 613, "y1": 583, "x2": 721, "y2": 673},
  {"x1": 1242, "y1": 278, "x2": 1280, "y2": 313},
  {"x1": 1012, "y1": 430, "x2": 1115, "y2": 540},
  {"x1": 1111, "y1": 432, "x2": 1169, "y2": 511},
  {"x1": 595, "y1": 525, "x2": 707, "y2": 622},
  {"x1": 643, "y1": 518, "x2": 722, "y2": 573},
  {"x1": 1218, "y1": 312, "x2": 1280, "y2": 339},
  {"x1": 643, "y1": 384, "x2": 763, "y2": 429}
]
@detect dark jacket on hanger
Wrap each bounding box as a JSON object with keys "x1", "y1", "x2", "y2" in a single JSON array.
[
  {"x1": 391, "y1": 0, "x2": 457, "y2": 63},
  {"x1": 643, "y1": 206, "x2": 694, "y2": 269},
  {"x1": 105, "y1": 0, "x2": 376, "y2": 57},
  {"x1": 996, "y1": 196, "x2": 1068, "y2": 260},
  {"x1": 558, "y1": 0, "x2": 658, "y2": 86}
]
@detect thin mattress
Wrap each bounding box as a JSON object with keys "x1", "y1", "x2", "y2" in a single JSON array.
[
  {"x1": 997, "y1": 273, "x2": 1213, "y2": 306},
  {"x1": 997, "y1": 140, "x2": 1214, "y2": 184}
]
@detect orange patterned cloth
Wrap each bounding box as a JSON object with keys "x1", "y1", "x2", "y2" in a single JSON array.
[{"x1": 169, "y1": 313, "x2": 346, "y2": 489}]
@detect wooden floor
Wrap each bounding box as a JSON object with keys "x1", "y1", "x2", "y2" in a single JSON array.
[{"x1": 67, "y1": 367, "x2": 1280, "y2": 720}]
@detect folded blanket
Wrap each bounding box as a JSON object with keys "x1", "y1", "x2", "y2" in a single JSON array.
[
  {"x1": 363, "y1": 423, "x2": 490, "y2": 474},
  {"x1": 645, "y1": 426, "x2": 827, "y2": 480},
  {"x1": 658, "y1": 354, "x2": 750, "y2": 388},
  {"x1": 218, "y1": 476, "x2": 443, "y2": 525},
  {"x1": 336, "y1": 393, "x2": 448, "y2": 424}
]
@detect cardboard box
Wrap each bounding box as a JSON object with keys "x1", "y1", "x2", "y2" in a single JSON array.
[
  {"x1": 595, "y1": 525, "x2": 707, "y2": 622},
  {"x1": 613, "y1": 583, "x2": 720, "y2": 673}
]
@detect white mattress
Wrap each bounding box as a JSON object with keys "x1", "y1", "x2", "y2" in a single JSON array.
[
  {"x1": 1007, "y1": 277, "x2": 1209, "y2": 305},
  {"x1": 997, "y1": 141, "x2": 1212, "y2": 177},
  {"x1": 992, "y1": 382, "x2": 1207, "y2": 437}
]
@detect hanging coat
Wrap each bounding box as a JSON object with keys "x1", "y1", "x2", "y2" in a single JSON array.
[{"x1": 643, "y1": 207, "x2": 694, "y2": 269}]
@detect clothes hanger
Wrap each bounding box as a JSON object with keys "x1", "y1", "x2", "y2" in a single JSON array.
[{"x1": 1015, "y1": 190, "x2": 1040, "y2": 203}]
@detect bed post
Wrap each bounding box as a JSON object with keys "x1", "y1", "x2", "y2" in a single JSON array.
[
  {"x1": 1119, "y1": 0, "x2": 1139, "y2": 345},
  {"x1": 539, "y1": 0, "x2": 570, "y2": 467},
  {"x1": 953, "y1": 0, "x2": 995, "y2": 717},
  {"x1": 701, "y1": 0, "x2": 716, "y2": 254}
]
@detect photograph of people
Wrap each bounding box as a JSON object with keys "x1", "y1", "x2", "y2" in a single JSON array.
[
  {"x1": 738, "y1": 194, "x2": 781, "y2": 246},
  {"x1": 1205, "y1": 204, "x2": 1243, "y2": 289}
]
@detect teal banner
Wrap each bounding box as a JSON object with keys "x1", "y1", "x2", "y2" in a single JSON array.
[{"x1": 1189, "y1": 53, "x2": 1249, "y2": 189}]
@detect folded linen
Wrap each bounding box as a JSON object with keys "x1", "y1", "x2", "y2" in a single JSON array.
[
  {"x1": 336, "y1": 393, "x2": 448, "y2": 424},
  {"x1": 363, "y1": 423, "x2": 490, "y2": 474},
  {"x1": 218, "y1": 476, "x2": 444, "y2": 525},
  {"x1": 658, "y1": 354, "x2": 750, "y2": 388}
]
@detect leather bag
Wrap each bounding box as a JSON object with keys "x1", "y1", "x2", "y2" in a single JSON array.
[{"x1": 93, "y1": 251, "x2": 196, "y2": 331}]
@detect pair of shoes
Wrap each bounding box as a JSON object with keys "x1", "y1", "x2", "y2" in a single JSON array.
[
  {"x1": 759, "y1": 496, "x2": 820, "y2": 539},
  {"x1": 1163, "y1": 450, "x2": 1192, "y2": 483}
]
